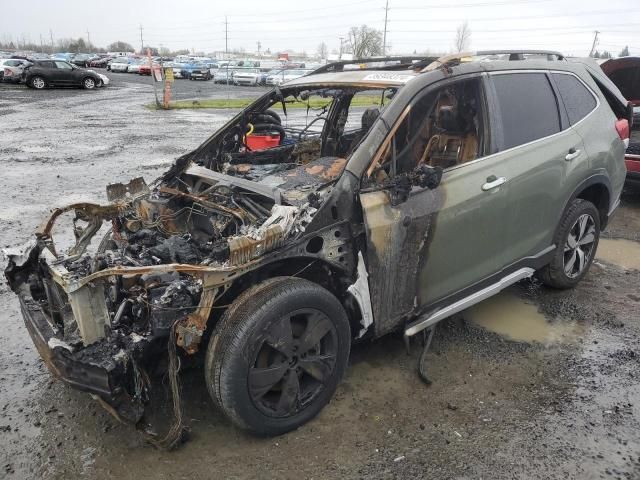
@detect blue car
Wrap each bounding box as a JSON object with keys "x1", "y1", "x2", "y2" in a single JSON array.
[{"x1": 51, "y1": 53, "x2": 74, "y2": 62}]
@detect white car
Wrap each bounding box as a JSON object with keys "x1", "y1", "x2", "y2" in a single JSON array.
[
  {"x1": 233, "y1": 68, "x2": 261, "y2": 86},
  {"x1": 96, "y1": 72, "x2": 110, "y2": 87},
  {"x1": 214, "y1": 68, "x2": 235, "y2": 84},
  {"x1": 109, "y1": 57, "x2": 130, "y2": 72},
  {"x1": 127, "y1": 60, "x2": 143, "y2": 73},
  {"x1": 0, "y1": 58, "x2": 31, "y2": 83},
  {"x1": 167, "y1": 63, "x2": 186, "y2": 79},
  {"x1": 266, "y1": 69, "x2": 312, "y2": 86}
]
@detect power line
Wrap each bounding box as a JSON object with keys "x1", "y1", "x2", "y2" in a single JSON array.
[
  {"x1": 387, "y1": 8, "x2": 631, "y2": 22},
  {"x1": 393, "y1": 0, "x2": 553, "y2": 8}
]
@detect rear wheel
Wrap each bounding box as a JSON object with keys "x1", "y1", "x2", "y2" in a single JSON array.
[
  {"x1": 83, "y1": 77, "x2": 96, "y2": 89},
  {"x1": 30, "y1": 76, "x2": 46, "y2": 89},
  {"x1": 205, "y1": 277, "x2": 351, "y2": 436},
  {"x1": 538, "y1": 199, "x2": 600, "y2": 289}
]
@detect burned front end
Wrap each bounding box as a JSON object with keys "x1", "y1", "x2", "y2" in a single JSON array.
[{"x1": 4, "y1": 83, "x2": 378, "y2": 432}]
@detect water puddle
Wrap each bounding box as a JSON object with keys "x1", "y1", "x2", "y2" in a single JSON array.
[
  {"x1": 464, "y1": 291, "x2": 582, "y2": 344},
  {"x1": 596, "y1": 238, "x2": 640, "y2": 270}
]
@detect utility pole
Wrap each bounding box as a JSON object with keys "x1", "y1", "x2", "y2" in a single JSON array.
[
  {"x1": 224, "y1": 16, "x2": 229, "y2": 56},
  {"x1": 382, "y1": 0, "x2": 389, "y2": 56},
  {"x1": 40, "y1": 34, "x2": 44, "y2": 52},
  {"x1": 589, "y1": 30, "x2": 600, "y2": 57},
  {"x1": 339, "y1": 36, "x2": 344, "y2": 60},
  {"x1": 257, "y1": 41, "x2": 261, "y2": 57},
  {"x1": 49, "y1": 29, "x2": 54, "y2": 52},
  {"x1": 139, "y1": 24, "x2": 144, "y2": 54},
  {"x1": 86, "y1": 29, "x2": 90, "y2": 48}
]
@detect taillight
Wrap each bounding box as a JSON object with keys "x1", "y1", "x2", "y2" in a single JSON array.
[{"x1": 615, "y1": 118, "x2": 630, "y2": 148}]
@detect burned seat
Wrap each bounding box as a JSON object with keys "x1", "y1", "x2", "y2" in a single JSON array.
[{"x1": 420, "y1": 102, "x2": 478, "y2": 169}]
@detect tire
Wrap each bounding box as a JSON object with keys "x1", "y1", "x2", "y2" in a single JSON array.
[
  {"x1": 30, "y1": 76, "x2": 46, "y2": 89},
  {"x1": 83, "y1": 77, "x2": 96, "y2": 89},
  {"x1": 205, "y1": 277, "x2": 351, "y2": 436},
  {"x1": 538, "y1": 199, "x2": 600, "y2": 289}
]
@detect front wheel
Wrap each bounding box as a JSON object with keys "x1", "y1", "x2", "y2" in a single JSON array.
[
  {"x1": 538, "y1": 198, "x2": 600, "y2": 289},
  {"x1": 83, "y1": 77, "x2": 96, "y2": 89},
  {"x1": 205, "y1": 277, "x2": 351, "y2": 436}
]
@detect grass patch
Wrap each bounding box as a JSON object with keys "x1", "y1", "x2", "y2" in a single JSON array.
[{"x1": 147, "y1": 95, "x2": 386, "y2": 110}]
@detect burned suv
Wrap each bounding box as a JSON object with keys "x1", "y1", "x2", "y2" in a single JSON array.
[{"x1": 5, "y1": 51, "x2": 631, "y2": 440}]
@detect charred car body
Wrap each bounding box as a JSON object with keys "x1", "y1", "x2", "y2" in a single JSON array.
[{"x1": 5, "y1": 52, "x2": 630, "y2": 439}]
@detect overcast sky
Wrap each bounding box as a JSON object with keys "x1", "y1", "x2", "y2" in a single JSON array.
[{"x1": 2, "y1": 0, "x2": 638, "y2": 57}]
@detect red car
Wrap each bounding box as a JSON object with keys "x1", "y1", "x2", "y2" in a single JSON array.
[
  {"x1": 138, "y1": 63, "x2": 152, "y2": 75},
  {"x1": 601, "y1": 57, "x2": 640, "y2": 187}
]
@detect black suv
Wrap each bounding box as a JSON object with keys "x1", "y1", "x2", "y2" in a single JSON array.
[{"x1": 23, "y1": 60, "x2": 104, "y2": 89}]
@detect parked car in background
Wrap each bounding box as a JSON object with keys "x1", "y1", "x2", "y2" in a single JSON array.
[
  {"x1": 109, "y1": 57, "x2": 130, "y2": 73},
  {"x1": 51, "y1": 52, "x2": 74, "y2": 62},
  {"x1": 180, "y1": 61, "x2": 199, "y2": 79},
  {"x1": 601, "y1": 56, "x2": 640, "y2": 187},
  {"x1": 266, "y1": 69, "x2": 312, "y2": 86},
  {"x1": 259, "y1": 68, "x2": 284, "y2": 85},
  {"x1": 127, "y1": 59, "x2": 144, "y2": 73},
  {"x1": 1, "y1": 58, "x2": 31, "y2": 83},
  {"x1": 138, "y1": 62, "x2": 156, "y2": 76},
  {"x1": 71, "y1": 54, "x2": 93, "y2": 67},
  {"x1": 88, "y1": 56, "x2": 110, "y2": 68},
  {"x1": 169, "y1": 62, "x2": 186, "y2": 78},
  {"x1": 189, "y1": 63, "x2": 214, "y2": 80},
  {"x1": 23, "y1": 59, "x2": 105, "y2": 89},
  {"x1": 214, "y1": 68, "x2": 235, "y2": 83},
  {"x1": 233, "y1": 68, "x2": 261, "y2": 86}
]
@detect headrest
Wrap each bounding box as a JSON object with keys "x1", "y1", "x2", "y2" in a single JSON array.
[
  {"x1": 361, "y1": 108, "x2": 380, "y2": 130},
  {"x1": 436, "y1": 105, "x2": 462, "y2": 132}
]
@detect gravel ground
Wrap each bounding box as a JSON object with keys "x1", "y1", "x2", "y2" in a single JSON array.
[{"x1": 1, "y1": 73, "x2": 640, "y2": 480}]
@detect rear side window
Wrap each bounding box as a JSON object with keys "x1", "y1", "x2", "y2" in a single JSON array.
[
  {"x1": 552, "y1": 73, "x2": 597, "y2": 125},
  {"x1": 491, "y1": 73, "x2": 561, "y2": 150}
]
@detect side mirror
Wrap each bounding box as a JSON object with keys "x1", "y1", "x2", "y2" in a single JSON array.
[{"x1": 388, "y1": 165, "x2": 443, "y2": 206}]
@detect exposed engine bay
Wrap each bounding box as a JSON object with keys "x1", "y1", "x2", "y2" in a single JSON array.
[{"x1": 4, "y1": 84, "x2": 393, "y2": 441}]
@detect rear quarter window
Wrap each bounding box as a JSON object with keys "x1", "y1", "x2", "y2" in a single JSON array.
[
  {"x1": 491, "y1": 72, "x2": 561, "y2": 151},
  {"x1": 552, "y1": 73, "x2": 597, "y2": 125}
]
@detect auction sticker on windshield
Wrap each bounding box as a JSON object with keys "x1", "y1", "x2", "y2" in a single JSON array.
[{"x1": 362, "y1": 73, "x2": 415, "y2": 83}]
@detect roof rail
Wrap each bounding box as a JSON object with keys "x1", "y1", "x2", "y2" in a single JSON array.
[
  {"x1": 310, "y1": 56, "x2": 439, "y2": 75},
  {"x1": 422, "y1": 49, "x2": 565, "y2": 72}
]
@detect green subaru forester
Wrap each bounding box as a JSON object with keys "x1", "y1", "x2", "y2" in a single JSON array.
[{"x1": 5, "y1": 50, "x2": 632, "y2": 441}]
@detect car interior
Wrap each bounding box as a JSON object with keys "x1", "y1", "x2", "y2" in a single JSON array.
[
  {"x1": 368, "y1": 77, "x2": 484, "y2": 181},
  {"x1": 194, "y1": 86, "x2": 394, "y2": 187}
]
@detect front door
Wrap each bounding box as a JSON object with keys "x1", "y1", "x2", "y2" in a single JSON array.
[
  {"x1": 359, "y1": 75, "x2": 509, "y2": 336},
  {"x1": 53, "y1": 61, "x2": 75, "y2": 85}
]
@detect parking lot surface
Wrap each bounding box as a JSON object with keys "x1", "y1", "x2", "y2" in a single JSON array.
[{"x1": 1, "y1": 74, "x2": 640, "y2": 479}]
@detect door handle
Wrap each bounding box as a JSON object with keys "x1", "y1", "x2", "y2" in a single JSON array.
[
  {"x1": 565, "y1": 148, "x2": 581, "y2": 161},
  {"x1": 482, "y1": 176, "x2": 507, "y2": 191}
]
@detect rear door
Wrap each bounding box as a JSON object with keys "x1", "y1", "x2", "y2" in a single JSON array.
[
  {"x1": 551, "y1": 71, "x2": 626, "y2": 205},
  {"x1": 486, "y1": 71, "x2": 587, "y2": 265}
]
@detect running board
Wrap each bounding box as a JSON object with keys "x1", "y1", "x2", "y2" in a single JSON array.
[{"x1": 404, "y1": 268, "x2": 535, "y2": 337}]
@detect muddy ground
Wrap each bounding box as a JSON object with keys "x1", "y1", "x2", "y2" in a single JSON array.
[{"x1": 1, "y1": 73, "x2": 640, "y2": 480}]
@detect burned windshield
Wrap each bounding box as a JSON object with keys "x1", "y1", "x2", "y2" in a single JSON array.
[{"x1": 192, "y1": 86, "x2": 396, "y2": 188}]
